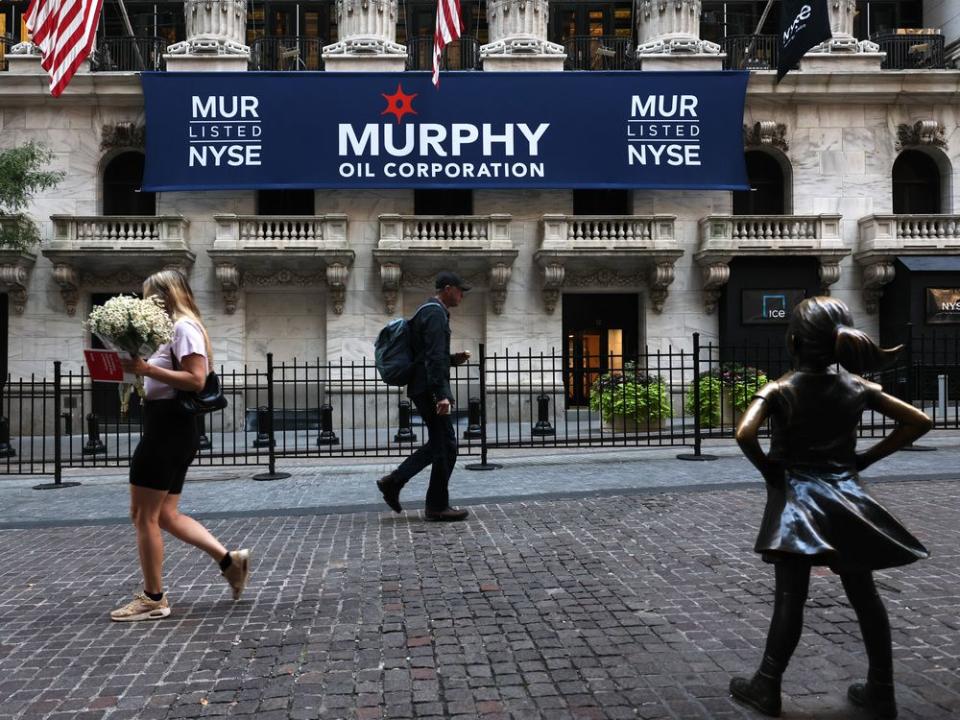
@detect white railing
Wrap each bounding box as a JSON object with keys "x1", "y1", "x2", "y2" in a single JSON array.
[
  {"x1": 50, "y1": 215, "x2": 189, "y2": 248},
  {"x1": 541, "y1": 214, "x2": 677, "y2": 250},
  {"x1": 214, "y1": 214, "x2": 348, "y2": 250},
  {"x1": 859, "y1": 214, "x2": 960, "y2": 252},
  {"x1": 699, "y1": 214, "x2": 843, "y2": 251},
  {"x1": 378, "y1": 214, "x2": 512, "y2": 249}
]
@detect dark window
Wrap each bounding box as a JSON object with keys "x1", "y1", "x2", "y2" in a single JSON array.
[
  {"x1": 414, "y1": 190, "x2": 472, "y2": 215},
  {"x1": 573, "y1": 190, "x2": 630, "y2": 215},
  {"x1": 733, "y1": 151, "x2": 785, "y2": 215},
  {"x1": 893, "y1": 150, "x2": 940, "y2": 214},
  {"x1": 102, "y1": 152, "x2": 155, "y2": 216},
  {"x1": 855, "y1": 0, "x2": 924, "y2": 38},
  {"x1": 701, "y1": 1, "x2": 779, "y2": 46},
  {"x1": 549, "y1": 2, "x2": 633, "y2": 45},
  {"x1": 257, "y1": 189, "x2": 315, "y2": 215}
]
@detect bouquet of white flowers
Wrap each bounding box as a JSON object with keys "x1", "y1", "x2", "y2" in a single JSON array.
[{"x1": 85, "y1": 295, "x2": 173, "y2": 416}]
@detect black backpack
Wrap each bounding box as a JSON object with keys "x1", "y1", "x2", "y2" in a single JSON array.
[{"x1": 374, "y1": 302, "x2": 437, "y2": 386}]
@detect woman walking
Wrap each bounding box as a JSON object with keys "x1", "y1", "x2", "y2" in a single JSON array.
[
  {"x1": 112, "y1": 269, "x2": 249, "y2": 621},
  {"x1": 730, "y1": 297, "x2": 931, "y2": 719}
]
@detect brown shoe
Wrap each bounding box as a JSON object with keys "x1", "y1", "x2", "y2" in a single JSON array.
[
  {"x1": 222, "y1": 549, "x2": 250, "y2": 600},
  {"x1": 377, "y1": 475, "x2": 402, "y2": 513},
  {"x1": 425, "y1": 506, "x2": 469, "y2": 522}
]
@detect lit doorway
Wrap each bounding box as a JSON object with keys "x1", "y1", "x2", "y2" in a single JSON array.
[{"x1": 562, "y1": 293, "x2": 639, "y2": 407}]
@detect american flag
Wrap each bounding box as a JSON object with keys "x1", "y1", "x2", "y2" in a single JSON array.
[
  {"x1": 432, "y1": 0, "x2": 463, "y2": 87},
  {"x1": 25, "y1": 0, "x2": 104, "y2": 97}
]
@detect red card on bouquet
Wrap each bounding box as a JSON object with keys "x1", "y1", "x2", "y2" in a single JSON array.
[{"x1": 84, "y1": 349, "x2": 125, "y2": 383}]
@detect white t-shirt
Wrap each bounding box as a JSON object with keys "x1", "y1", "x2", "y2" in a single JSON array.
[{"x1": 144, "y1": 318, "x2": 209, "y2": 400}]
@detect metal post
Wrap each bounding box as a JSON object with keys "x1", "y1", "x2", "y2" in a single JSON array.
[
  {"x1": 678, "y1": 332, "x2": 717, "y2": 461},
  {"x1": 394, "y1": 399, "x2": 417, "y2": 443},
  {"x1": 35, "y1": 361, "x2": 80, "y2": 489},
  {"x1": 252, "y1": 407, "x2": 272, "y2": 448},
  {"x1": 467, "y1": 343, "x2": 501, "y2": 470},
  {"x1": 316, "y1": 403, "x2": 340, "y2": 445},
  {"x1": 937, "y1": 374, "x2": 948, "y2": 420},
  {"x1": 82, "y1": 412, "x2": 106, "y2": 454},
  {"x1": 253, "y1": 352, "x2": 290, "y2": 481},
  {"x1": 0, "y1": 376, "x2": 14, "y2": 458},
  {"x1": 463, "y1": 397, "x2": 482, "y2": 439},
  {"x1": 196, "y1": 414, "x2": 212, "y2": 450},
  {"x1": 531, "y1": 394, "x2": 556, "y2": 436},
  {"x1": 902, "y1": 327, "x2": 936, "y2": 451}
]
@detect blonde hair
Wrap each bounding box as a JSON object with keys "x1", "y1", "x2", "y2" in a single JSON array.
[{"x1": 143, "y1": 269, "x2": 213, "y2": 362}]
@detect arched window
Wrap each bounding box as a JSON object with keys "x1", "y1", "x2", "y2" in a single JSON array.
[
  {"x1": 102, "y1": 152, "x2": 155, "y2": 216},
  {"x1": 734, "y1": 151, "x2": 786, "y2": 215},
  {"x1": 893, "y1": 150, "x2": 941, "y2": 214}
]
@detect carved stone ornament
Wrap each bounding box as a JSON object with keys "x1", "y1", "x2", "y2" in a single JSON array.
[
  {"x1": 380, "y1": 263, "x2": 401, "y2": 315},
  {"x1": 326, "y1": 263, "x2": 349, "y2": 315},
  {"x1": 215, "y1": 264, "x2": 240, "y2": 314},
  {"x1": 52, "y1": 263, "x2": 80, "y2": 316},
  {"x1": 489, "y1": 263, "x2": 511, "y2": 315},
  {"x1": 818, "y1": 261, "x2": 842, "y2": 294},
  {"x1": 541, "y1": 263, "x2": 565, "y2": 314},
  {"x1": 896, "y1": 120, "x2": 947, "y2": 152},
  {"x1": 0, "y1": 259, "x2": 32, "y2": 314},
  {"x1": 100, "y1": 123, "x2": 146, "y2": 151},
  {"x1": 648, "y1": 261, "x2": 676, "y2": 314},
  {"x1": 743, "y1": 121, "x2": 789, "y2": 152},
  {"x1": 699, "y1": 261, "x2": 730, "y2": 315},
  {"x1": 861, "y1": 261, "x2": 896, "y2": 314}
]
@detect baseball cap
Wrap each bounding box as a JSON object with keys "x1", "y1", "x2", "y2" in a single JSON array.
[{"x1": 435, "y1": 271, "x2": 471, "y2": 292}]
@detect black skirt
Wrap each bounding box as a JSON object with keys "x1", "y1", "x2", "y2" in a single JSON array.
[{"x1": 754, "y1": 467, "x2": 929, "y2": 571}]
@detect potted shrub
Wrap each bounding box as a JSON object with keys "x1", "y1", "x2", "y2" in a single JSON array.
[
  {"x1": 685, "y1": 363, "x2": 769, "y2": 428},
  {"x1": 589, "y1": 362, "x2": 672, "y2": 433}
]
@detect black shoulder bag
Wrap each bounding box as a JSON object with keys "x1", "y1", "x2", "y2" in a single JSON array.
[{"x1": 170, "y1": 349, "x2": 228, "y2": 414}]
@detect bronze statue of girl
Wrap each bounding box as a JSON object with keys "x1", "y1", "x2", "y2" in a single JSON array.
[{"x1": 730, "y1": 297, "x2": 932, "y2": 719}]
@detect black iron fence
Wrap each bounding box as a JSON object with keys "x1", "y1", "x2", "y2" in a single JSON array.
[
  {"x1": 0, "y1": 36, "x2": 12, "y2": 71},
  {"x1": 873, "y1": 33, "x2": 945, "y2": 70},
  {"x1": 722, "y1": 34, "x2": 778, "y2": 70},
  {"x1": 563, "y1": 36, "x2": 636, "y2": 71},
  {"x1": 1, "y1": 334, "x2": 958, "y2": 478},
  {"x1": 250, "y1": 36, "x2": 325, "y2": 71},
  {"x1": 406, "y1": 36, "x2": 481, "y2": 71},
  {"x1": 92, "y1": 37, "x2": 168, "y2": 71}
]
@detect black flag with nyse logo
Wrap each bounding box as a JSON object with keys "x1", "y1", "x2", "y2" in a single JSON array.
[{"x1": 777, "y1": 0, "x2": 832, "y2": 82}]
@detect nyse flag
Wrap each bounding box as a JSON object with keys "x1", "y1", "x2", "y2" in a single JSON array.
[{"x1": 777, "y1": 0, "x2": 832, "y2": 82}]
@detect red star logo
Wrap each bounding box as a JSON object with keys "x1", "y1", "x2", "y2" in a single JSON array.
[{"x1": 381, "y1": 83, "x2": 418, "y2": 124}]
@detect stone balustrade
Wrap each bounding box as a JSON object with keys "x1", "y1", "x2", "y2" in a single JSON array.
[
  {"x1": 378, "y1": 214, "x2": 513, "y2": 250},
  {"x1": 542, "y1": 214, "x2": 677, "y2": 249},
  {"x1": 858, "y1": 214, "x2": 960, "y2": 251},
  {"x1": 50, "y1": 215, "x2": 190, "y2": 249},
  {"x1": 214, "y1": 214, "x2": 349, "y2": 250}
]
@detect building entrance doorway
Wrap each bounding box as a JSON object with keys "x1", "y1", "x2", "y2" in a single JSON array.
[{"x1": 562, "y1": 294, "x2": 639, "y2": 407}]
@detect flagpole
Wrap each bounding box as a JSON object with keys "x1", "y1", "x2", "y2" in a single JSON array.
[
  {"x1": 115, "y1": 0, "x2": 146, "y2": 71},
  {"x1": 743, "y1": 0, "x2": 777, "y2": 69}
]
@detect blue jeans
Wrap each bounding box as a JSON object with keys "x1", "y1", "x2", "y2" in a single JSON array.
[{"x1": 392, "y1": 393, "x2": 458, "y2": 512}]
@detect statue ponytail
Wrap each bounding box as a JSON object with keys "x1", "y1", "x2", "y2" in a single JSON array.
[{"x1": 834, "y1": 326, "x2": 901, "y2": 374}]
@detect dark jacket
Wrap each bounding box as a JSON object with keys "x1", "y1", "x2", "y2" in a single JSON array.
[{"x1": 407, "y1": 298, "x2": 454, "y2": 403}]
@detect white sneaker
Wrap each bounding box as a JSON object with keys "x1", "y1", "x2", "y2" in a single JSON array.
[
  {"x1": 222, "y1": 549, "x2": 250, "y2": 600},
  {"x1": 110, "y1": 591, "x2": 171, "y2": 622}
]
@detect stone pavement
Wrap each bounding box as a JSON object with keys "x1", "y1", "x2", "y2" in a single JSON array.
[{"x1": 0, "y1": 443, "x2": 959, "y2": 719}]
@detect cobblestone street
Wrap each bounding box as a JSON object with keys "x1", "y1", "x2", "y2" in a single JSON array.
[{"x1": 1, "y1": 476, "x2": 958, "y2": 720}]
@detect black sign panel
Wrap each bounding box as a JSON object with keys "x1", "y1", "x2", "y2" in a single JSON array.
[
  {"x1": 926, "y1": 288, "x2": 960, "y2": 324},
  {"x1": 778, "y1": 0, "x2": 833, "y2": 82},
  {"x1": 742, "y1": 289, "x2": 806, "y2": 325}
]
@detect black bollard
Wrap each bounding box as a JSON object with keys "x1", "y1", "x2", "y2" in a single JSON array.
[
  {"x1": 394, "y1": 399, "x2": 418, "y2": 443},
  {"x1": 253, "y1": 406, "x2": 273, "y2": 448},
  {"x1": 196, "y1": 414, "x2": 212, "y2": 450},
  {"x1": 82, "y1": 412, "x2": 106, "y2": 455},
  {"x1": 316, "y1": 402, "x2": 340, "y2": 446},
  {"x1": 463, "y1": 397, "x2": 482, "y2": 439},
  {"x1": 0, "y1": 416, "x2": 14, "y2": 458},
  {"x1": 531, "y1": 394, "x2": 556, "y2": 437}
]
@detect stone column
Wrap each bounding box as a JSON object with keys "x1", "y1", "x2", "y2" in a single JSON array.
[
  {"x1": 481, "y1": 0, "x2": 565, "y2": 72},
  {"x1": 635, "y1": 0, "x2": 722, "y2": 70},
  {"x1": 800, "y1": 0, "x2": 884, "y2": 71},
  {"x1": 323, "y1": 0, "x2": 406, "y2": 72},
  {"x1": 166, "y1": 0, "x2": 250, "y2": 72}
]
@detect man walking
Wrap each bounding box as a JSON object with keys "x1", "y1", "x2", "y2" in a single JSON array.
[{"x1": 377, "y1": 271, "x2": 472, "y2": 521}]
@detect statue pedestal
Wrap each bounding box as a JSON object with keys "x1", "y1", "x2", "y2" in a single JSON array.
[
  {"x1": 6, "y1": 53, "x2": 43, "y2": 74},
  {"x1": 800, "y1": 52, "x2": 885, "y2": 73},
  {"x1": 165, "y1": 53, "x2": 249, "y2": 72},
  {"x1": 323, "y1": 54, "x2": 406, "y2": 72},
  {"x1": 637, "y1": 54, "x2": 724, "y2": 71},
  {"x1": 482, "y1": 54, "x2": 565, "y2": 72}
]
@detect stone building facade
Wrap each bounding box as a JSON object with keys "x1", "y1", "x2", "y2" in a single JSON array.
[{"x1": 1, "y1": 0, "x2": 960, "y2": 418}]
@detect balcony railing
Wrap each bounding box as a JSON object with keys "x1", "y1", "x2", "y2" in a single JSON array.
[
  {"x1": 699, "y1": 215, "x2": 844, "y2": 252},
  {"x1": 873, "y1": 32, "x2": 945, "y2": 70},
  {"x1": 250, "y1": 36, "x2": 324, "y2": 71},
  {"x1": 91, "y1": 37, "x2": 168, "y2": 71},
  {"x1": 722, "y1": 34, "x2": 778, "y2": 70},
  {"x1": 378, "y1": 214, "x2": 512, "y2": 250},
  {"x1": 213, "y1": 214, "x2": 349, "y2": 250},
  {"x1": 858, "y1": 214, "x2": 960, "y2": 252},
  {"x1": 563, "y1": 36, "x2": 636, "y2": 71},
  {"x1": 541, "y1": 215, "x2": 677, "y2": 250},
  {"x1": 50, "y1": 216, "x2": 189, "y2": 248},
  {"x1": 406, "y1": 36, "x2": 480, "y2": 71}
]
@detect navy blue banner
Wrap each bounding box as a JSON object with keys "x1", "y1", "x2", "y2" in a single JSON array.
[{"x1": 141, "y1": 71, "x2": 749, "y2": 191}]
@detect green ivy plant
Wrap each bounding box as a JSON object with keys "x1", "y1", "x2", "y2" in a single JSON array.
[
  {"x1": 0, "y1": 142, "x2": 64, "y2": 252},
  {"x1": 685, "y1": 363, "x2": 769, "y2": 428},
  {"x1": 589, "y1": 362, "x2": 672, "y2": 428}
]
